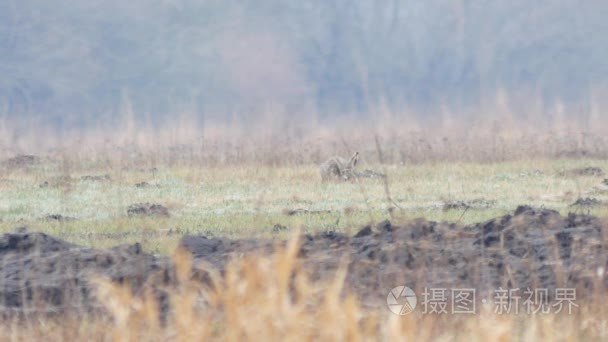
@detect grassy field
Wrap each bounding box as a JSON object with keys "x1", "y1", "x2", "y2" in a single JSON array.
[
  {"x1": 2, "y1": 154, "x2": 608, "y2": 340},
  {"x1": 2, "y1": 156, "x2": 608, "y2": 252}
]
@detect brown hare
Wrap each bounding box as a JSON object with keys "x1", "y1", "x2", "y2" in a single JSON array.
[{"x1": 319, "y1": 152, "x2": 360, "y2": 182}]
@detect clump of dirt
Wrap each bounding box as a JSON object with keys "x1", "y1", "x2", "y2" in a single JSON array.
[
  {"x1": 442, "y1": 201, "x2": 469, "y2": 210},
  {"x1": 559, "y1": 166, "x2": 605, "y2": 177},
  {"x1": 0, "y1": 229, "x2": 173, "y2": 316},
  {"x1": 442, "y1": 198, "x2": 496, "y2": 211},
  {"x1": 134, "y1": 181, "x2": 160, "y2": 188},
  {"x1": 81, "y1": 174, "x2": 111, "y2": 182},
  {"x1": 44, "y1": 214, "x2": 77, "y2": 222},
  {"x1": 3, "y1": 154, "x2": 39, "y2": 169},
  {"x1": 127, "y1": 203, "x2": 170, "y2": 217},
  {"x1": 570, "y1": 197, "x2": 603, "y2": 207}
]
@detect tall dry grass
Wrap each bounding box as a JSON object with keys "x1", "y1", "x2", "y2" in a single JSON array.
[
  {"x1": 3, "y1": 115, "x2": 608, "y2": 169},
  {"x1": 2, "y1": 96, "x2": 608, "y2": 166}
]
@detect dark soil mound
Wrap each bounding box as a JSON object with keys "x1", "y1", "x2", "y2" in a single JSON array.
[
  {"x1": 180, "y1": 206, "x2": 608, "y2": 307},
  {"x1": 4, "y1": 206, "x2": 608, "y2": 317},
  {"x1": 0, "y1": 230, "x2": 172, "y2": 317},
  {"x1": 127, "y1": 203, "x2": 170, "y2": 217}
]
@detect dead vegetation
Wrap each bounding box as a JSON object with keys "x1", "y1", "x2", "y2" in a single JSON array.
[{"x1": 3, "y1": 121, "x2": 608, "y2": 166}]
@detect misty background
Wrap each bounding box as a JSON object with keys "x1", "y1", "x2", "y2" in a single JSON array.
[{"x1": 1, "y1": 0, "x2": 607, "y2": 132}]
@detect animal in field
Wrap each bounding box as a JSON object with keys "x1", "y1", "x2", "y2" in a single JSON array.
[{"x1": 319, "y1": 152, "x2": 360, "y2": 182}]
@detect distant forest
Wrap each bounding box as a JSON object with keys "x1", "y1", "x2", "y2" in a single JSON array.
[{"x1": 1, "y1": 1, "x2": 607, "y2": 126}]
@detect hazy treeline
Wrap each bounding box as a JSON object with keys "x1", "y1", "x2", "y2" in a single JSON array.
[{"x1": 1, "y1": 0, "x2": 607, "y2": 128}]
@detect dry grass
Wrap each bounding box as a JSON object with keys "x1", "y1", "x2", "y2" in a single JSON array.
[{"x1": 2, "y1": 113, "x2": 608, "y2": 165}]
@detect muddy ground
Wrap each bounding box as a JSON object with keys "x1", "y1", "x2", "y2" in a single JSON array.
[{"x1": 1, "y1": 206, "x2": 607, "y2": 317}]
